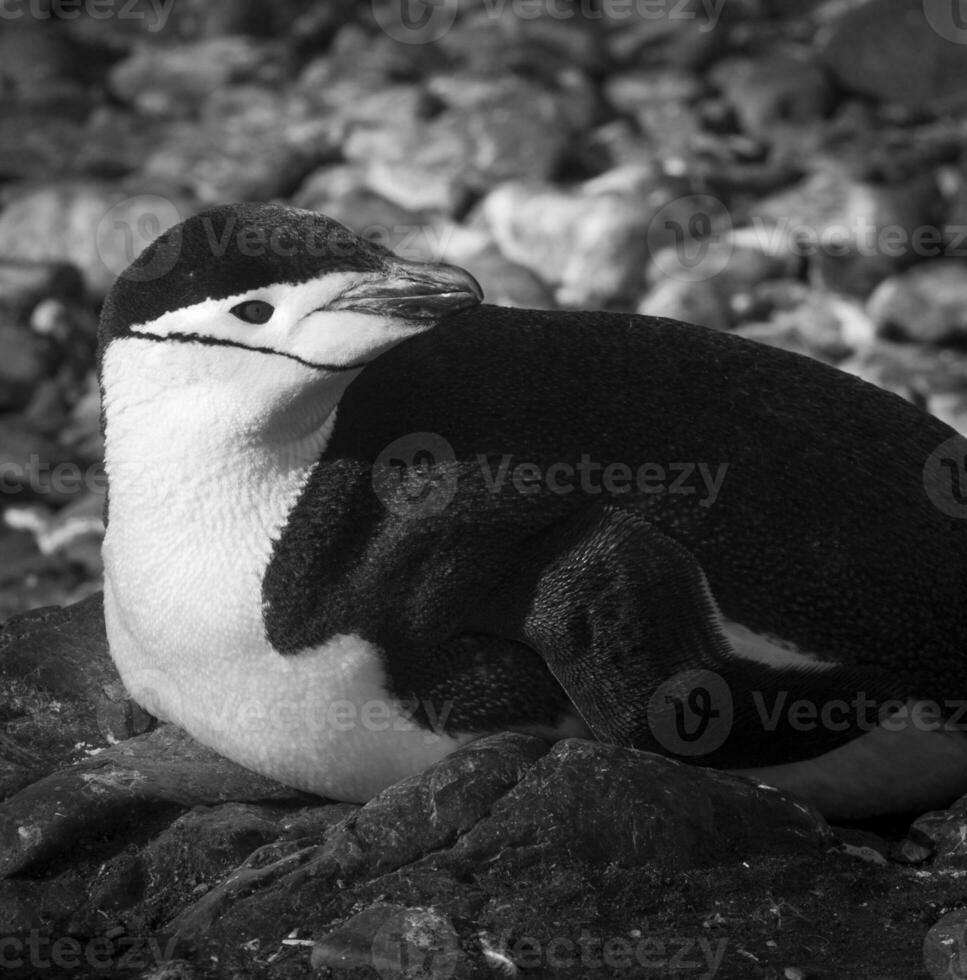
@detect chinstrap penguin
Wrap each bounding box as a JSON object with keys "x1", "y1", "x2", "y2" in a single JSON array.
[{"x1": 98, "y1": 202, "x2": 967, "y2": 820}]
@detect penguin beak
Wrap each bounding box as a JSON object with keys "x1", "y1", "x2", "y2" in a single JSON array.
[{"x1": 328, "y1": 257, "x2": 483, "y2": 321}]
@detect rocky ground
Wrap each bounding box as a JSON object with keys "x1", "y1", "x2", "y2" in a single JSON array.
[
  {"x1": 3, "y1": 598, "x2": 967, "y2": 980},
  {"x1": 4, "y1": 0, "x2": 967, "y2": 977}
]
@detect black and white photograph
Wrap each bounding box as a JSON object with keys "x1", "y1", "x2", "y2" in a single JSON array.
[{"x1": 1, "y1": 1, "x2": 967, "y2": 977}]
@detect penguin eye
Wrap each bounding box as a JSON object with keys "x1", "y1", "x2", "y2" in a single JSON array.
[{"x1": 230, "y1": 300, "x2": 274, "y2": 324}]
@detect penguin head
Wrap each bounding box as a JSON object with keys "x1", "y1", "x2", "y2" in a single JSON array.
[{"x1": 98, "y1": 203, "x2": 482, "y2": 429}]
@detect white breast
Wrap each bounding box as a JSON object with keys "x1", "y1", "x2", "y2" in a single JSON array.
[{"x1": 100, "y1": 339, "x2": 467, "y2": 802}]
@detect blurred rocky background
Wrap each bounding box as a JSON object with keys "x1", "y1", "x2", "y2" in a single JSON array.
[{"x1": 3, "y1": 0, "x2": 967, "y2": 618}]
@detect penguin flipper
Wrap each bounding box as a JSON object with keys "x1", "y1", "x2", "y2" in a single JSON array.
[{"x1": 485, "y1": 504, "x2": 909, "y2": 769}]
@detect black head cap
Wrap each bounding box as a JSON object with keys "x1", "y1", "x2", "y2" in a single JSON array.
[{"x1": 98, "y1": 203, "x2": 391, "y2": 354}]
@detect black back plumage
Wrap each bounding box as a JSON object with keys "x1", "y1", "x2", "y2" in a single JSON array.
[{"x1": 262, "y1": 306, "x2": 967, "y2": 726}]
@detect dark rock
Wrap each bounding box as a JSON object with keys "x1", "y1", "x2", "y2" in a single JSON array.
[
  {"x1": 710, "y1": 51, "x2": 834, "y2": 139},
  {"x1": 96, "y1": 678, "x2": 152, "y2": 744},
  {"x1": 909, "y1": 795, "x2": 967, "y2": 866},
  {"x1": 167, "y1": 0, "x2": 311, "y2": 39},
  {"x1": 29, "y1": 297, "x2": 99, "y2": 376},
  {"x1": 1, "y1": 601, "x2": 305, "y2": 888},
  {"x1": 867, "y1": 259, "x2": 967, "y2": 344},
  {"x1": 830, "y1": 827, "x2": 889, "y2": 865},
  {"x1": 734, "y1": 281, "x2": 871, "y2": 361},
  {"x1": 343, "y1": 120, "x2": 474, "y2": 215},
  {"x1": 0, "y1": 107, "x2": 179, "y2": 183},
  {"x1": 925, "y1": 908, "x2": 967, "y2": 980},
  {"x1": 61, "y1": 0, "x2": 318, "y2": 51},
  {"x1": 169, "y1": 735, "x2": 830, "y2": 956},
  {"x1": 136, "y1": 961, "x2": 201, "y2": 980},
  {"x1": 1, "y1": 593, "x2": 112, "y2": 702},
  {"x1": 98, "y1": 802, "x2": 300, "y2": 930},
  {"x1": 0, "y1": 109, "x2": 84, "y2": 182},
  {"x1": 604, "y1": 69, "x2": 700, "y2": 118},
  {"x1": 0, "y1": 725, "x2": 299, "y2": 880},
  {"x1": 601, "y1": 0, "x2": 730, "y2": 70},
  {"x1": 0, "y1": 532, "x2": 97, "y2": 625},
  {"x1": 838, "y1": 341, "x2": 967, "y2": 431},
  {"x1": 108, "y1": 36, "x2": 293, "y2": 117},
  {"x1": 291, "y1": 164, "x2": 432, "y2": 258},
  {"x1": 0, "y1": 414, "x2": 99, "y2": 512},
  {"x1": 298, "y1": 22, "x2": 438, "y2": 106},
  {"x1": 143, "y1": 88, "x2": 339, "y2": 203},
  {"x1": 0, "y1": 526, "x2": 52, "y2": 598},
  {"x1": 0, "y1": 105, "x2": 181, "y2": 182},
  {"x1": 277, "y1": 803, "x2": 358, "y2": 841},
  {"x1": 749, "y1": 164, "x2": 945, "y2": 298},
  {"x1": 78, "y1": 108, "x2": 180, "y2": 179},
  {"x1": 0, "y1": 181, "x2": 197, "y2": 296},
  {"x1": 344, "y1": 78, "x2": 575, "y2": 216},
  {"x1": 60, "y1": 371, "x2": 105, "y2": 464},
  {"x1": 640, "y1": 233, "x2": 801, "y2": 331},
  {"x1": 166, "y1": 733, "x2": 544, "y2": 946},
  {"x1": 0, "y1": 730, "x2": 41, "y2": 801},
  {"x1": 583, "y1": 118, "x2": 661, "y2": 173},
  {"x1": 86, "y1": 850, "x2": 146, "y2": 917},
  {"x1": 0, "y1": 595, "x2": 112, "y2": 800},
  {"x1": 0, "y1": 260, "x2": 88, "y2": 413},
  {"x1": 364, "y1": 0, "x2": 461, "y2": 50},
  {"x1": 603, "y1": 70, "x2": 704, "y2": 165},
  {"x1": 0, "y1": 594, "x2": 953, "y2": 979},
  {"x1": 820, "y1": 0, "x2": 967, "y2": 112},
  {"x1": 0, "y1": 260, "x2": 85, "y2": 321},
  {"x1": 0, "y1": 20, "x2": 92, "y2": 109},
  {"x1": 0, "y1": 417, "x2": 65, "y2": 500},
  {"x1": 0, "y1": 324, "x2": 50, "y2": 413},
  {"x1": 428, "y1": 69, "x2": 597, "y2": 135},
  {"x1": 48, "y1": 0, "x2": 178, "y2": 53},
  {"x1": 446, "y1": 740, "x2": 830, "y2": 871},
  {"x1": 312, "y1": 903, "x2": 460, "y2": 977},
  {"x1": 338, "y1": 83, "x2": 435, "y2": 132},
  {"x1": 435, "y1": 5, "x2": 604, "y2": 78},
  {"x1": 889, "y1": 834, "x2": 934, "y2": 865}
]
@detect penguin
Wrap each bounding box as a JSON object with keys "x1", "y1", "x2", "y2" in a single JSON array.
[{"x1": 98, "y1": 202, "x2": 967, "y2": 820}]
